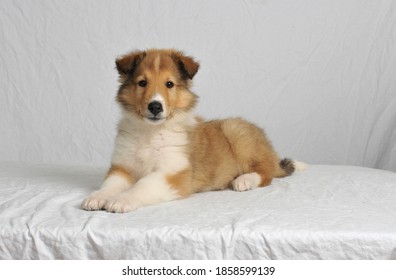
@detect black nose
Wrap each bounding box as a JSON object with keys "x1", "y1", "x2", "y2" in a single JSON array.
[{"x1": 148, "y1": 101, "x2": 163, "y2": 116}]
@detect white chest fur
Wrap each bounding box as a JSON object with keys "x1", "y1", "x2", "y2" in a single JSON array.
[{"x1": 111, "y1": 114, "x2": 193, "y2": 178}]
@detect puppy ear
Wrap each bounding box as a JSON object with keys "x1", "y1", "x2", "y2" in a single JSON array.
[
  {"x1": 115, "y1": 50, "x2": 146, "y2": 77},
  {"x1": 172, "y1": 51, "x2": 200, "y2": 80}
]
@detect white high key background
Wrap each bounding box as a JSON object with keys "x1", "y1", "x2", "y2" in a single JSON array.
[{"x1": 1, "y1": 0, "x2": 395, "y2": 171}]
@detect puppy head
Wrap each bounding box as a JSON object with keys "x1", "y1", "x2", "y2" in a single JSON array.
[{"x1": 115, "y1": 49, "x2": 199, "y2": 125}]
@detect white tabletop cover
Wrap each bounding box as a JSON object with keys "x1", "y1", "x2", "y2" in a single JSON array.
[{"x1": 0, "y1": 162, "x2": 395, "y2": 259}]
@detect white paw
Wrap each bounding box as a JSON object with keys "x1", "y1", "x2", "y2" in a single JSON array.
[
  {"x1": 232, "y1": 173, "x2": 261, "y2": 192},
  {"x1": 81, "y1": 191, "x2": 112, "y2": 211},
  {"x1": 104, "y1": 196, "x2": 142, "y2": 213}
]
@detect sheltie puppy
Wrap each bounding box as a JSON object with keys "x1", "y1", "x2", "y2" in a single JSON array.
[{"x1": 81, "y1": 49, "x2": 305, "y2": 213}]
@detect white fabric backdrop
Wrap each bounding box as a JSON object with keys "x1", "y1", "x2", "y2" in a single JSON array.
[{"x1": 1, "y1": 0, "x2": 395, "y2": 171}]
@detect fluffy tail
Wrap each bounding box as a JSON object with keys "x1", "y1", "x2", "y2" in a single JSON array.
[{"x1": 275, "y1": 158, "x2": 307, "y2": 178}]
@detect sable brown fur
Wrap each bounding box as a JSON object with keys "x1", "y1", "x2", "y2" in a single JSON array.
[{"x1": 114, "y1": 49, "x2": 296, "y2": 194}]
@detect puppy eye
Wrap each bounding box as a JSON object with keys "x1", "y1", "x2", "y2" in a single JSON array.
[
  {"x1": 166, "y1": 81, "x2": 174, "y2": 88},
  {"x1": 138, "y1": 80, "x2": 147, "y2": 87}
]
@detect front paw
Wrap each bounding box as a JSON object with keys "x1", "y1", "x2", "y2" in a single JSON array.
[
  {"x1": 81, "y1": 191, "x2": 112, "y2": 211},
  {"x1": 104, "y1": 196, "x2": 142, "y2": 213}
]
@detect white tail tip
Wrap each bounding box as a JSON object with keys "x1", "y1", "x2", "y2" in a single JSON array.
[{"x1": 293, "y1": 161, "x2": 308, "y2": 172}]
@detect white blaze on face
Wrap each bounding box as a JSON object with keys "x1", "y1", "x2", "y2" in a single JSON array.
[{"x1": 154, "y1": 54, "x2": 161, "y2": 72}]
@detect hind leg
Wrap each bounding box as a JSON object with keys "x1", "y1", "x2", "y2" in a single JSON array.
[{"x1": 220, "y1": 118, "x2": 279, "y2": 191}]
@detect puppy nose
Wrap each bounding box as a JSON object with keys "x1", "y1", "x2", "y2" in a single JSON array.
[{"x1": 148, "y1": 101, "x2": 163, "y2": 116}]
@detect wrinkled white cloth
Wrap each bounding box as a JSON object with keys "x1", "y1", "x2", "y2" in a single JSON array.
[{"x1": 0, "y1": 162, "x2": 395, "y2": 259}]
